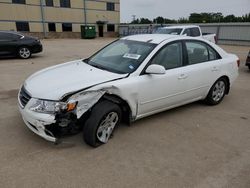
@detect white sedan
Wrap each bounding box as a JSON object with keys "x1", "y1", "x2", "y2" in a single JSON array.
[{"x1": 18, "y1": 34, "x2": 239, "y2": 147}]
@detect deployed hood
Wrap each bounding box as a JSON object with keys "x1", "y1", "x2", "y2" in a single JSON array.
[{"x1": 24, "y1": 60, "x2": 127, "y2": 100}]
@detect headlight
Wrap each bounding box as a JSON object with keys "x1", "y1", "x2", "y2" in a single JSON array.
[{"x1": 29, "y1": 99, "x2": 76, "y2": 114}]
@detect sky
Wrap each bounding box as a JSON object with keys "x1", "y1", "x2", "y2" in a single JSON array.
[{"x1": 120, "y1": 0, "x2": 250, "y2": 23}]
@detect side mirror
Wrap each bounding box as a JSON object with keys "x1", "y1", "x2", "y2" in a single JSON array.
[
  {"x1": 183, "y1": 33, "x2": 187, "y2": 36},
  {"x1": 145, "y1": 64, "x2": 165, "y2": 75}
]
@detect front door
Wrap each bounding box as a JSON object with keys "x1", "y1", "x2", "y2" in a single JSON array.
[{"x1": 137, "y1": 41, "x2": 190, "y2": 118}]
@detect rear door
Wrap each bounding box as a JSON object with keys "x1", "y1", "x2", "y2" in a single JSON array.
[{"x1": 182, "y1": 40, "x2": 222, "y2": 100}]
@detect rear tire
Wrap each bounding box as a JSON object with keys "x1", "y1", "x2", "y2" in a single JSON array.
[
  {"x1": 18, "y1": 47, "x2": 31, "y2": 59},
  {"x1": 205, "y1": 78, "x2": 227, "y2": 105},
  {"x1": 248, "y1": 65, "x2": 250, "y2": 70},
  {"x1": 83, "y1": 100, "x2": 121, "y2": 147}
]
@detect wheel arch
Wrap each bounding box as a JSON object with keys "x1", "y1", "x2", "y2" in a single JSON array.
[
  {"x1": 219, "y1": 75, "x2": 230, "y2": 94},
  {"x1": 101, "y1": 94, "x2": 133, "y2": 125}
]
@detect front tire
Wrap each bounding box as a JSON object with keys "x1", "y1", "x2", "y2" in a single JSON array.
[
  {"x1": 248, "y1": 65, "x2": 250, "y2": 70},
  {"x1": 205, "y1": 78, "x2": 227, "y2": 105},
  {"x1": 83, "y1": 100, "x2": 121, "y2": 147},
  {"x1": 18, "y1": 47, "x2": 31, "y2": 59}
]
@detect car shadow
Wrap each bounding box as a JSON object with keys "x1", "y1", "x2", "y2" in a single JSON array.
[{"x1": 0, "y1": 54, "x2": 42, "y2": 62}]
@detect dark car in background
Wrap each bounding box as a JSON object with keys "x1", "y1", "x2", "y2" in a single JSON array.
[{"x1": 0, "y1": 31, "x2": 42, "y2": 59}]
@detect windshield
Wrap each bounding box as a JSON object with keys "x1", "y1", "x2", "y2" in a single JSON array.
[
  {"x1": 86, "y1": 40, "x2": 156, "y2": 74},
  {"x1": 155, "y1": 28, "x2": 182, "y2": 35}
]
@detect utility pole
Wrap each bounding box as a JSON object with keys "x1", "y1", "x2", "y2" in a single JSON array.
[
  {"x1": 40, "y1": 0, "x2": 47, "y2": 38},
  {"x1": 132, "y1": 15, "x2": 136, "y2": 22},
  {"x1": 83, "y1": 0, "x2": 87, "y2": 25}
]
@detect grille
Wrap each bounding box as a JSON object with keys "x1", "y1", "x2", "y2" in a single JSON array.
[{"x1": 19, "y1": 86, "x2": 31, "y2": 107}]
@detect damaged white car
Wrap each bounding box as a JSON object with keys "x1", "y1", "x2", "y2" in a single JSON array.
[{"x1": 18, "y1": 34, "x2": 239, "y2": 147}]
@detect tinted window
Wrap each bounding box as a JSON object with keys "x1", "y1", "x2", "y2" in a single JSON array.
[
  {"x1": 60, "y1": 0, "x2": 70, "y2": 8},
  {"x1": 186, "y1": 42, "x2": 209, "y2": 64},
  {"x1": 1, "y1": 33, "x2": 20, "y2": 40},
  {"x1": 107, "y1": 2, "x2": 115, "y2": 11},
  {"x1": 62, "y1": 23, "x2": 72, "y2": 31},
  {"x1": 48, "y1": 23, "x2": 56, "y2": 32},
  {"x1": 12, "y1": 0, "x2": 25, "y2": 4},
  {"x1": 107, "y1": 24, "x2": 115, "y2": 32},
  {"x1": 46, "y1": 0, "x2": 53, "y2": 6},
  {"x1": 16, "y1": 22, "x2": 29, "y2": 31},
  {"x1": 151, "y1": 42, "x2": 183, "y2": 70},
  {"x1": 190, "y1": 27, "x2": 201, "y2": 37}
]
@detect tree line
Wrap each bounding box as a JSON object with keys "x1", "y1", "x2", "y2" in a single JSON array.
[{"x1": 130, "y1": 12, "x2": 250, "y2": 24}]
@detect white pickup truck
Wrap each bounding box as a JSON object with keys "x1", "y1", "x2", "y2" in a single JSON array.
[{"x1": 155, "y1": 25, "x2": 217, "y2": 43}]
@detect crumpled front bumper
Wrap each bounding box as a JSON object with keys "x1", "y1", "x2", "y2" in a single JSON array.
[{"x1": 18, "y1": 99, "x2": 57, "y2": 143}]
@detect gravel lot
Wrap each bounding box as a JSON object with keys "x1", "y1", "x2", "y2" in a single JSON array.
[{"x1": 0, "y1": 38, "x2": 249, "y2": 188}]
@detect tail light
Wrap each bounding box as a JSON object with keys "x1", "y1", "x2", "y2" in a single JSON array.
[{"x1": 237, "y1": 59, "x2": 240, "y2": 67}]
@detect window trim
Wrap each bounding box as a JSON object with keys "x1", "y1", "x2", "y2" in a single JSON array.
[{"x1": 183, "y1": 39, "x2": 222, "y2": 66}]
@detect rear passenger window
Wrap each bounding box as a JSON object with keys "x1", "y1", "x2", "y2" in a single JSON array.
[
  {"x1": 151, "y1": 42, "x2": 183, "y2": 70},
  {"x1": 186, "y1": 42, "x2": 208, "y2": 64},
  {"x1": 186, "y1": 41, "x2": 220, "y2": 64},
  {"x1": 208, "y1": 46, "x2": 219, "y2": 61}
]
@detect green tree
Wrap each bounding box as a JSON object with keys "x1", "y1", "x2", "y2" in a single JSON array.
[
  {"x1": 153, "y1": 16, "x2": 164, "y2": 24},
  {"x1": 189, "y1": 13, "x2": 203, "y2": 23},
  {"x1": 223, "y1": 14, "x2": 236, "y2": 22},
  {"x1": 178, "y1": 17, "x2": 189, "y2": 23},
  {"x1": 139, "y1": 18, "x2": 152, "y2": 24}
]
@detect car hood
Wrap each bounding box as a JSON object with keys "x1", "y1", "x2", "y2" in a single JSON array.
[{"x1": 24, "y1": 60, "x2": 127, "y2": 100}]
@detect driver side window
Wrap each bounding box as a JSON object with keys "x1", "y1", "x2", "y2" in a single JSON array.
[{"x1": 151, "y1": 42, "x2": 183, "y2": 70}]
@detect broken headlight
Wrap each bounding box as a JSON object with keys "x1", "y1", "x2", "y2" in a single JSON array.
[{"x1": 29, "y1": 99, "x2": 76, "y2": 114}]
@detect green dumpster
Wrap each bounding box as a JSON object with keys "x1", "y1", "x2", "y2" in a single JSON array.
[{"x1": 81, "y1": 25, "x2": 96, "y2": 39}]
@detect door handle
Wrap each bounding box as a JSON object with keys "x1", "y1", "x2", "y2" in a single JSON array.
[
  {"x1": 178, "y1": 74, "x2": 188, "y2": 80},
  {"x1": 211, "y1": 66, "x2": 219, "y2": 72}
]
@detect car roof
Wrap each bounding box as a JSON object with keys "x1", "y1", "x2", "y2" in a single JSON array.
[
  {"x1": 161, "y1": 25, "x2": 198, "y2": 29},
  {"x1": 121, "y1": 34, "x2": 180, "y2": 44}
]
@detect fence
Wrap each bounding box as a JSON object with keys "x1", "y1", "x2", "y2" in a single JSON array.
[{"x1": 119, "y1": 23, "x2": 250, "y2": 46}]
